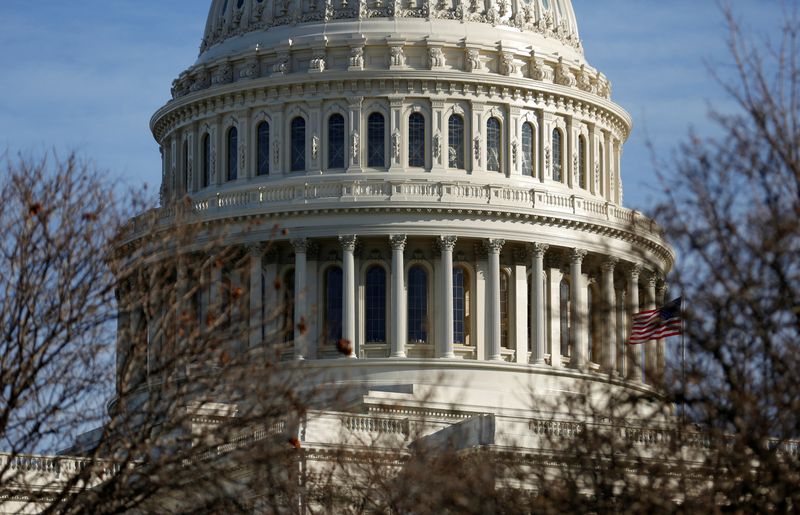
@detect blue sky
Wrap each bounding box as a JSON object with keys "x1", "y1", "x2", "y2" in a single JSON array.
[{"x1": 0, "y1": 1, "x2": 786, "y2": 212}]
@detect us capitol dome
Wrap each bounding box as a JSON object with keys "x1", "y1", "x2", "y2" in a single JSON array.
[{"x1": 120, "y1": 0, "x2": 675, "y2": 451}]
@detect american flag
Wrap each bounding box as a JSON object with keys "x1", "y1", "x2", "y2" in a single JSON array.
[{"x1": 628, "y1": 297, "x2": 682, "y2": 345}]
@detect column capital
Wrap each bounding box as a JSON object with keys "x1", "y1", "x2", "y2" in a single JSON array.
[
  {"x1": 438, "y1": 235, "x2": 458, "y2": 252},
  {"x1": 246, "y1": 242, "x2": 266, "y2": 256},
  {"x1": 569, "y1": 248, "x2": 588, "y2": 264},
  {"x1": 657, "y1": 282, "x2": 668, "y2": 296},
  {"x1": 339, "y1": 234, "x2": 357, "y2": 251},
  {"x1": 486, "y1": 238, "x2": 505, "y2": 254},
  {"x1": 601, "y1": 256, "x2": 619, "y2": 272},
  {"x1": 389, "y1": 234, "x2": 407, "y2": 251},
  {"x1": 531, "y1": 242, "x2": 549, "y2": 258},
  {"x1": 646, "y1": 273, "x2": 659, "y2": 288},
  {"x1": 291, "y1": 238, "x2": 308, "y2": 253},
  {"x1": 629, "y1": 263, "x2": 643, "y2": 280}
]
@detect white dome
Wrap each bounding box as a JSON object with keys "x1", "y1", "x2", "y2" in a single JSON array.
[{"x1": 198, "y1": 0, "x2": 583, "y2": 66}]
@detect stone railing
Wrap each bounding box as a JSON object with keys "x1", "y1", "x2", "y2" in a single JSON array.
[
  {"x1": 0, "y1": 453, "x2": 120, "y2": 489},
  {"x1": 135, "y1": 178, "x2": 662, "y2": 238},
  {"x1": 343, "y1": 415, "x2": 410, "y2": 438}
]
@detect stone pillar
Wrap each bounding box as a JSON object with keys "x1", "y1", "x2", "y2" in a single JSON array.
[
  {"x1": 531, "y1": 243, "x2": 549, "y2": 364},
  {"x1": 547, "y1": 261, "x2": 563, "y2": 368},
  {"x1": 292, "y1": 239, "x2": 308, "y2": 360},
  {"x1": 471, "y1": 102, "x2": 485, "y2": 173},
  {"x1": 347, "y1": 96, "x2": 363, "y2": 173},
  {"x1": 439, "y1": 236, "x2": 458, "y2": 358},
  {"x1": 627, "y1": 264, "x2": 643, "y2": 381},
  {"x1": 601, "y1": 258, "x2": 618, "y2": 374},
  {"x1": 340, "y1": 235, "x2": 357, "y2": 358},
  {"x1": 487, "y1": 239, "x2": 505, "y2": 361},
  {"x1": 248, "y1": 244, "x2": 264, "y2": 349},
  {"x1": 389, "y1": 96, "x2": 404, "y2": 172},
  {"x1": 569, "y1": 248, "x2": 588, "y2": 369},
  {"x1": 645, "y1": 274, "x2": 658, "y2": 383},
  {"x1": 513, "y1": 261, "x2": 528, "y2": 364},
  {"x1": 390, "y1": 235, "x2": 407, "y2": 357},
  {"x1": 616, "y1": 288, "x2": 627, "y2": 376},
  {"x1": 431, "y1": 98, "x2": 446, "y2": 173}
]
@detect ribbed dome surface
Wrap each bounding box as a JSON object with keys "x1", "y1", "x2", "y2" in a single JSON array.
[{"x1": 199, "y1": 0, "x2": 582, "y2": 64}]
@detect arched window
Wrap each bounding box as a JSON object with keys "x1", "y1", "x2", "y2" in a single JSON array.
[
  {"x1": 227, "y1": 127, "x2": 238, "y2": 181},
  {"x1": 407, "y1": 266, "x2": 428, "y2": 343},
  {"x1": 202, "y1": 133, "x2": 210, "y2": 188},
  {"x1": 578, "y1": 135, "x2": 587, "y2": 189},
  {"x1": 500, "y1": 270, "x2": 510, "y2": 348},
  {"x1": 559, "y1": 277, "x2": 570, "y2": 357},
  {"x1": 182, "y1": 139, "x2": 190, "y2": 192},
  {"x1": 487, "y1": 117, "x2": 502, "y2": 172},
  {"x1": 408, "y1": 113, "x2": 425, "y2": 167},
  {"x1": 367, "y1": 112, "x2": 385, "y2": 168},
  {"x1": 453, "y1": 266, "x2": 471, "y2": 345},
  {"x1": 448, "y1": 114, "x2": 465, "y2": 169},
  {"x1": 522, "y1": 122, "x2": 534, "y2": 177},
  {"x1": 328, "y1": 114, "x2": 345, "y2": 169},
  {"x1": 552, "y1": 128, "x2": 563, "y2": 182},
  {"x1": 365, "y1": 266, "x2": 387, "y2": 343},
  {"x1": 325, "y1": 266, "x2": 343, "y2": 344},
  {"x1": 290, "y1": 117, "x2": 306, "y2": 172},
  {"x1": 257, "y1": 121, "x2": 270, "y2": 176},
  {"x1": 282, "y1": 269, "x2": 295, "y2": 343}
]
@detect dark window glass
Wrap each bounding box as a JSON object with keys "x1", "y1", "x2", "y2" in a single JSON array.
[
  {"x1": 408, "y1": 113, "x2": 425, "y2": 167},
  {"x1": 448, "y1": 115, "x2": 465, "y2": 169},
  {"x1": 325, "y1": 266, "x2": 343, "y2": 344},
  {"x1": 365, "y1": 266, "x2": 387, "y2": 343},
  {"x1": 291, "y1": 117, "x2": 306, "y2": 172},
  {"x1": 407, "y1": 266, "x2": 428, "y2": 343},
  {"x1": 227, "y1": 127, "x2": 238, "y2": 181},
  {"x1": 522, "y1": 122, "x2": 534, "y2": 177},
  {"x1": 500, "y1": 271, "x2": 510, "y2": 348},
  {"x1": 202, "y1": 134, "x2": 210, "y2": 188},
  {"x1": 579, "y1": 135, "x2": 587, "y2": 189},
  {"x1": 560, "y1": 278, "x2": 570, "y2": 356},
  {"x1": 367, "y1": 113, "x2": 385, "y2": 167},
  {"x1": 283, "y1": 269, "x2": 295, "y2": 343},
  {"x1": 487, "y1": 117, "x2": 501, "y2": 172},
  {"x1": 257, "y1": 122, "x2": 270, "y2": 176},
  {"x1": 553, "y1": 129, "x2": 563, "y2": 182},
  {"x1": 453, "y1": 267, "x2": 466, "y2": 344},
  {"x1": 328, "y1": 114, "x2": 345, "y2": 169}
]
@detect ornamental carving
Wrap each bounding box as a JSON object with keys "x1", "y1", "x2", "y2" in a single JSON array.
[
  {"x1": 312, "y1": 135, "x2": 320, "y2": 160},
  {"x1": 391, "y1": 130, "x2": 401, "y2": 162},
  {"x1": 240, "y1": 57, "x2": 259, "y2": 79},
  {"x1": 465, "y1": 49, "x2": 481, "y2": 72},
  {"x1": 576, "y1": 64, "x2": 595, "y2": 94},
  {"x1": 499, "y1": 52, "x2": 515, "y2": 76},
  {"x1": 309, "y1": 55, "x2": 326, "y2": 72},
  {"x1": 438, "y1": 235, "x2": 458, "y2": 252},
  {"x1": 239, "y1": 143, "x2": 246, "y2": 172},
  {"x1": 272, "y1": 55, "x2": 289, "y2": 74},
  {"x1": 339, "y1": 234, "x2": 357, "y2": 251},
  {"x1": 389, "y1": 46, "x2": 406, "y2": 67},
  {"x1": 389, "y1": 234, "x2": 407, "y2": 251},
  {"x1": 349, "y1": 47, "x2": 364, "y2": 69},
  {"x1": 433, "y1": 133, "x2": 442, "y2": 162},
  {"x1": 473, "y1": 135, "x2": 481, "y2": 165},
  {"x1": 594, "y1": 161, "x2": 600, "y2": 192},
  {"x1": 486, "y1": 239, "x2": 505, "y2": 253},
  {"x1": 212, "y1": 61, "x2": 233, "y2": 85},
  {"x1": 511, "y1": 139, "x2": 518, "y2": 166},
  {"x1": 531, "y1": 243, "x2": 549, "y2": 258},
  {"x1": 428, "y1": 47, "x2": 445, "y2": 69},
  {"x1": 530, "y1": 56, "x2": 553, "y2": 82},
  {"x1": 351, "y1": 131, "x2": 359, "y2": 164},
  {"x1": 272, "y1": 140, "x2": 280, "y2": 165},
  {"x1": 570, "y1": 248, "x2": 588, "y2": 264},
  {"x1": 555, "y1": 57, "x2": 577, "y2": 87}
]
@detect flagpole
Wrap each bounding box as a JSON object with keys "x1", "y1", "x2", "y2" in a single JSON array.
[{"x1": 680, "y1": 296, "x2": 686, "y2": 427}]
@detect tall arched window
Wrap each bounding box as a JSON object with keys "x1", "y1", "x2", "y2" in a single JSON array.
[
  {"x1": 500, "y1": 270, "x2": 510, "y2": 348},
  {"x1": 257, "y1": 121, "x2": 270, "y2": 176},
  {"x1": 202, "y1": 133, "x2": 210, "y2": 188},
  {"x1": 552, "y1": 128, "x2": 563, "y2": 182},
  {"x1": 448, "y1": 114, "x2": 465, "y2": 169},
  {"x1": 227, "y1": 127, "x2": 238, "y2": 181},
  {"x1": 559, "y1": 277, "x2": 570, "y2": 357},
  {"x1": 578, "y1": 135, "x2": 587, "y2": 189},
  {"x1": 407, "y1": 266, "x2": 428, "y2": 343},
  {"x1": 290, "y1": 117, "x2": 306, "y2": 172},
  {"x1": 282, "y1": 269, "x2": 295, "y2": 343},
  {"x1": 487, "y1": 117, "x2": 502, "y2": 172},
  {"x1": 328, "y1": 114, "x2": 345, "y2": 169},
  {"x1": 325, "y1": 266, "x2": 343, "y2": 344},
  {"x1": 182, "y1": 139, "x2": 190, "y2": 192},
  {"x1": 408, "y1": 113, "x2": 425, "y2": 167},
  {"x1": 365, "y1": 266, "x2": 387, "y2": 343},
  {"x1": 453, "y1": 266, "x2": 471, "y2": 345},
  {"x1": 522, "y1": 122, "x2": 534, "y2": 177},
  {"x1": 367, "y1": 112, "x2": 385, "y2": 167}
]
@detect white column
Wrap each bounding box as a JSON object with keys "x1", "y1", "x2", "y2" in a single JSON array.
[
  {"x1": 340, "y1": 235, "x2": 357, "y2": 358},
  {"x1": 645, "y1": 275, "x2": 658, "y2": 383},
  {"x1": 601, "y1": 258, "x2": 618, "y2": 374},
  {"x1": 569, "y1": 248, "x2": 588, "y2": 369},
  {"x1": 263, "y1": 259, "x2": 278, "y2": 344},
  {"x1": 531, "y1": 243, "x2": 548, "y2": 365},
  {"x1": 439, "y1": 236, "x2": 457, "y2": 358},
  {"x1": 547, "y1": 265, "x2": 563, "y2": 368},
  {"x1": 513, "y1": 262, "x2": 528, "y2": 364},
  {"x1": 390, "y1": 235, "x2": 407, "y2": 357},
  {"x1": 487, "y1": 239, "x2": 505, "y2": 361},
  {"x1": 627, "y1": 264, "x2": 643, "y2": 381},
  {"x1": 292, "y1": 239, "x2": 307, "y2": 360},
  {"x1": 248, "y1": 244, "x2": 264, "y2": 349},
  {"x1": 475, "y1": 257, "x2": 488, "y2": 360}
]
